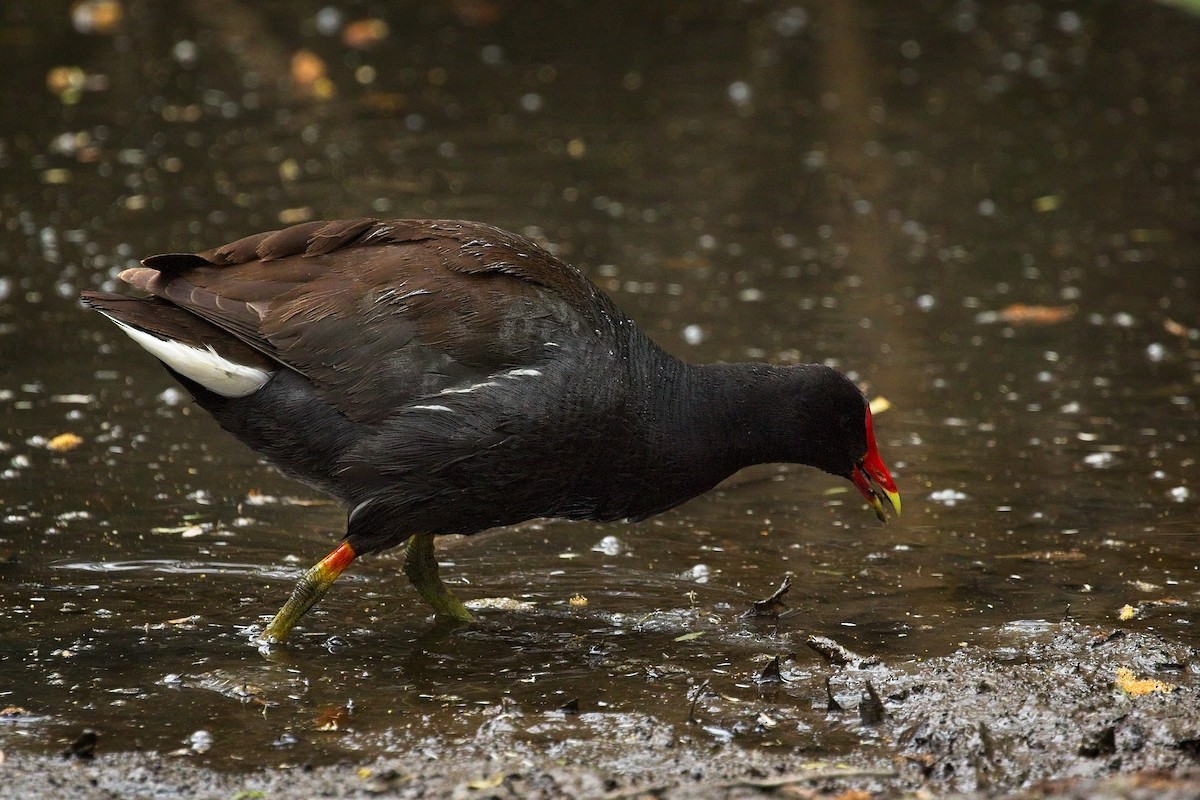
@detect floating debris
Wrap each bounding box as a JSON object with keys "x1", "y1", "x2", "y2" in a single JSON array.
[
  {"x1": 342, "y1": 18, "x2": 389, "y2": 49},
  {"x1": 976, "y1": 304, "x2": 1075, "y2": 325},
  {"x1": 46, "y1": 432, "x2": 84, "y2": 452},
  {"x1": 1114, "y1": 666, "x2": 1176, "y2": 697},
  {"x1": 743, "y1": 574, "x2": 792, "y2": 619}
]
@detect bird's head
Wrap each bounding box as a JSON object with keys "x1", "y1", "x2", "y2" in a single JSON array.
[{"x1": 780, "y1": 365, "x2": 901, "y2": 522}]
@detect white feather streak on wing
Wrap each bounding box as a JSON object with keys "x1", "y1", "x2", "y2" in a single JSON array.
[
  {"x1": 438, "y1": 380, "x2": 498, "y2": 395},
  {"x1": 408, "y1": 404, "x2": 454, "y2": 412},
  {"x1": 503, "y1": 368, "x2": 542, "y2": 378},
  {"x1": 106, "y1": 316, "x2": 271, "y2": 397}
]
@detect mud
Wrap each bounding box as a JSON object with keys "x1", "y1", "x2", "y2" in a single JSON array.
[{"x1": 3, "y1": 621, "x2": 1197, "y2": 798}]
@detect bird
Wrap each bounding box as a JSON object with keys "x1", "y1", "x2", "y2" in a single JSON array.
[{"x1": 80, "y1": 218, "x2": 900, "y2": 645}]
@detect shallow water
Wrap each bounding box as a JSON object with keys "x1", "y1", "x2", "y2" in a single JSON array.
[{"x1": 1, "y1": 0, "x2": 1197, "y2": 771}]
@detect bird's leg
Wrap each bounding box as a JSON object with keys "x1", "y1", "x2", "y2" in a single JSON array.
[
  {"x1": 259, "y1": 540, "x2": 358, "y2": 644},
  {"x1": 402, "y1": 533, "x2": 473, "y2": 622}
]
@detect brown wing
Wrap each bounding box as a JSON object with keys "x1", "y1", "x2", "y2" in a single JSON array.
[{"x1": 119, "y1": 219, "x2": 617, "y2": 423}]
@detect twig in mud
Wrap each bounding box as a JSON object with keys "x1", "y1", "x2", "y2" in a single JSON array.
[
  {"x1": 805, "y1": 634, "x2": 879, "y2": 668},
  {"x1": 686, "y1": 679, "x2": 710, "y2": 724}
]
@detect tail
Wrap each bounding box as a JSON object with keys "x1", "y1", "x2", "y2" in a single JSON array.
[{"x1": 81, "y1": 291, "x2": 276, "y2": 398}]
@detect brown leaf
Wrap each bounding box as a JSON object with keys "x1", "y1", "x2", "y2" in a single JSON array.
[
  {"x1": 996, "y1": 304, "x2": 1075, "y2": 325},
  {"x1": 315, "y1": 705, "x2": 351, "y2": 731},
  {"x1": 342, "y1": 19, "x2": 389, "y2": 49}
]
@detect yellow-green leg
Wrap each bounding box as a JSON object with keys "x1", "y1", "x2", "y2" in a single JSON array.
[
  {"x1": 403, "y1": 533, "x2": 473, "y2": 622},
  {"x1": 259, "y1": 541, "x2": 358, "y2": 644}
]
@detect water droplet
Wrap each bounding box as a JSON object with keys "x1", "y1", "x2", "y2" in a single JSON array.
[{"x1": 929, "y1": 489, "x2": 968, "y2": 506}]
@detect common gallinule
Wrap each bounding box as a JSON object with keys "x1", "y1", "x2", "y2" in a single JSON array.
[{"x1": 81, "y1": 219, "x2": 900, "y2": 644}]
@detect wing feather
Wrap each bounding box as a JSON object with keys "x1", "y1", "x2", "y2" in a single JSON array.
[{"x1": 118, "y1": 219, "x2": 617, "y2": 423}]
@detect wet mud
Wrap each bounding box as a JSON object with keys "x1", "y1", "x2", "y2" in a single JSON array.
[{"x1": 3, "y1": 620, "x2": 1198, "y2": 797}]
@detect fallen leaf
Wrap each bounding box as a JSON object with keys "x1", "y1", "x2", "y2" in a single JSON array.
[
  {"x1": 47, "y1": 432, "x2": 84, "y2": 452},
  {"x1": 568, "y1": 593, "x2": 588, "y2": 608},
  {"x1": 995, "y1": 550, "x2": 1087, "y2": 563},
  {"x1": 1118, "y1": 604, "x2": 1136, "y2": 621},
  {"x1": 1033, "y1": 194, "x2": 1062, "y2": 212},
  {"x1": 291, "y1": 50, "x2": 334, "y2": 99},
  {"x1": 278, "y1": 207, "x2": 314, "y2": 224},
  {"x1": 1115, "y1": 666, "x2": 1176, "y2": 697},
  {"x1": 315, "y1": 705, "x2": 351, "y2": 731},
  {"x1": 71, "y1": 0, "x2": 123, "y2": 34},
  {"x1": 868, "y1": 395, "x2": 891, "y2": 415},
  {"x1": 996, "y1": 304, "x2": 1074, "y2": 325},
  {"x1": 673, "y1": 631, "x2": 705, "y2": 642},
  {"x1": 342, "y1": 18, "x2": 389, "y2": 49},
  {"x1": 467, "y1": 772, "x2": 506, "y2": 790},
  {"x1": 743, "y1": 574, "x2": 792, "y2": 619},
  {"x1": 1163, "y1": 318, "x2": 1197, "y2": 339},
  {"x1": 755, "y1": 655, "x2": 784, "y2": 685}
]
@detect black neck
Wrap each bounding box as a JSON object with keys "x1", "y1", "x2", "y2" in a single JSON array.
[{"x1": 630, "y1": 350, "x2": 836, "y2": 487}]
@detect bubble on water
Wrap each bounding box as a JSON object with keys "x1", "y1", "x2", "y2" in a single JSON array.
[
  {"x1": 519, "y1": 92, "x2": 543, "y2": 113},
  {"x1": 727, "y1": 81, "x2": 752, "y2": 106},
  {"x1": 158, "y1": 387, "x2": 185, "y2": 406},
  {"x1": 1168, "y1": 486, "x2": 1191, "y2": 502},
  {"x1": 1083, "y1": 452, "x2": 1115, "y2": 468},
  {"x1": 1057, "y1": 11, "x2": 1082, "y2": 33},
  {"x1": 1112, "y1": 312, "x2": 1135, "y2": 328},
  {"x1": 315, "y1": 6, "x2": 342, "y2": 35},
  {"x1": 1146, "y1": 343, "x2": 1166, "y2": 362},
  {"x1": 1059, "y1": 401, "x2": 1080, "y2": 414},
  {"x1": 172, "y1": 40, "x2": 197, "y2": 67},
  {"x1": 916, "y1": 294, "x2": 936, "y2": 311},
  {"x1": 929, "y1": 489, "x2": 968, "y2": 506},
  {"x1": 481, "y1": 44, "x2": 504, "y2": 65},
  {"x1": 189, "y1": 729, "x2": 213, "y2": 753},
  {"x1": 682, "y1": 564, "x2": 710, "y2": 584},
  {"x1": 682, "y1": 324, "x2": 705, "y2": 345},
  {"x1": 592, "y1": 535, "x2": 623, "y2": 556},
  {"x1": 977, "y1": 199, "x2": 996, "y2": 216},
  {"x1": 774, "y1": 7, "x2": 808, "y2": 36}
]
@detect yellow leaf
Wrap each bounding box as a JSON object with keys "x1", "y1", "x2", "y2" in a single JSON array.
[
  {"x1": 868, "y1": 396, "x2": 891, "y2": 415},
  {"x1": 1115, "y1": 666, "x2": 1176, "y2": 697},
  {"x1": 47, "y1": 432, "x2": 84, "y2": 452},
  {"x1": 468, "y1": 773, "x2": 505, "y2": 790}
]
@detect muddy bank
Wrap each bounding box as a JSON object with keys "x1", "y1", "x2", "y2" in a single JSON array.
[{"x1": 4, "y1": 621, "x2": 1196, "y2": 798}]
